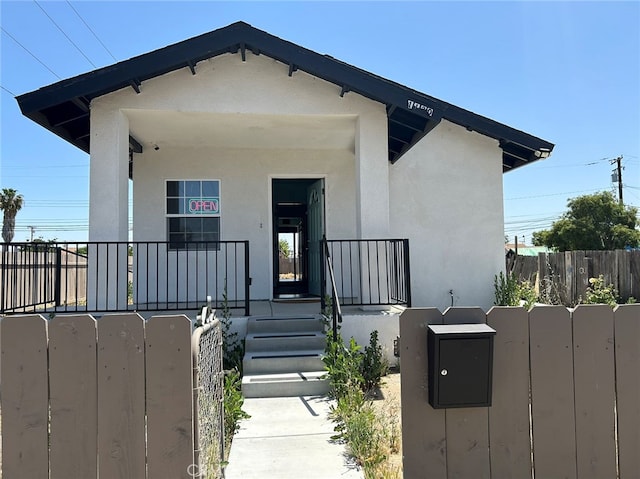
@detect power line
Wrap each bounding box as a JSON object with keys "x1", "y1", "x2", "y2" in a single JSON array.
[
  {"x1": 66, "y1": 1, "x2": 117, "y2": 62},
  {"x1": 505, "y1": 188, "x2": 603, "y2": 201},
  {"x1": 1, "y1": 26, "x2": 61, "y2": 79},
  {"x1": 33, "y1": 0, "x2": 97, "y2": 68},
  {"x1": 3, "y1": 164, "x2": 88, "y2": 169},
  {"x1": 1, "y1": 85, "x2": 16, "y2": 96}
]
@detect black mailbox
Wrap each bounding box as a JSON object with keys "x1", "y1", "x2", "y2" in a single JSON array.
[{"x1": 427, "y1": 323, "x2": 496, "y2": 409}]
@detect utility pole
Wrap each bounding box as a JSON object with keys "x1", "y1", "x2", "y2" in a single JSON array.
[
  {"x1": 28, "y1": 225, "x2": 35, "y2": 242},
  {"x1": 610, "y1": 155, "x2": 623, "y2": 204}
]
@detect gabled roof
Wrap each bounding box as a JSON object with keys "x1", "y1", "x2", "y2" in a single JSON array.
[{"x1": 16, "y1": 21, "x2": 554, "y2": 170}]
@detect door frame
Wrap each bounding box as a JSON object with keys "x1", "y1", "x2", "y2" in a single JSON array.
[{"x1": 269, "y1": 175, "x2": 326, "y2": 300}]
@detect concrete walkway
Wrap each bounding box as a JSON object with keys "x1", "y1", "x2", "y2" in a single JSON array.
[{"x1": 224, "y1": 395, "x2": 363, "y2": 479}]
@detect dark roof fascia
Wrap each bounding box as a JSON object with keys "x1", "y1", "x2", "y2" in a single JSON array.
[{"x1": 16, "y1": 21, "x2": 554, "y2": 168}]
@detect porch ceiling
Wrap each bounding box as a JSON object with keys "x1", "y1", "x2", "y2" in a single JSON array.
[{"x1": 125, "y1": 110, "x2": 356, "y2": 151}]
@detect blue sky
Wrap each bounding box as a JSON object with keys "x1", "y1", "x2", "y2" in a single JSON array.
[{"x1": 1, "y1": 1, "x2": 638, "y2": 243}]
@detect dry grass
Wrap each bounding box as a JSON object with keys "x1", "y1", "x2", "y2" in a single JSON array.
[{"x1": 371, "y1": 370, "x2": 402, "y2": 476}]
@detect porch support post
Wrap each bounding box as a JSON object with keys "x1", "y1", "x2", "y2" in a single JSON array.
[
  {"x1": 88, "y1": 107, "x2": 130, "y2": 310},
  {"x1": 355, "y1": 110, "x2": 390, "y2": 304},
  {"x1": 89, "y1": 108, "x2": 129, "y2": 241},
  {"x1": 355, "y1": 110, "x2": 390, "y2": 238}
]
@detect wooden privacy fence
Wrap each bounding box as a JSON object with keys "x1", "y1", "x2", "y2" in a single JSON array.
[
  {"x1": 0, "y1": 247, "x2": 87, "y2": 313},
  {"x1": 508, "y1": 249, "x2": 640, "y2": 305},
  {"x1": 400, "y1": 304, "x2": 639, "y2": 479},
  {"x1": 0, "y1": 312, "x2": 224, "y2": 479}
]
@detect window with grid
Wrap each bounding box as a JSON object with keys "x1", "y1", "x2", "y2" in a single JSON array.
[{"x1": 166, "y1": 180, "x2": 220, "y2": 250}]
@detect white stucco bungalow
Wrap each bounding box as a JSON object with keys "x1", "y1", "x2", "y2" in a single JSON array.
[{"x1": 16, "y1": 21, "x2": 553, "y2": 314}]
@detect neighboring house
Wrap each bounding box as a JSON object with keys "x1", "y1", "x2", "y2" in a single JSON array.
[{"x1": 16, "y1": 21, "x2": 554, "y2": 312}]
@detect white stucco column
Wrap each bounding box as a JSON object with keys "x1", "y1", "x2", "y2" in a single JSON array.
[
  {"x1": 88, "y1": 106, "x2": 129, "y2": 241},
  {"x1": 354, "y1": 110, "x2": 390, "y2": 304},
  {"x1": 87, "y1": 105, "x2": 130, "y2": 309},
  {"x1": 354, "y1": 110, "x2": 390, "y2": 238}
]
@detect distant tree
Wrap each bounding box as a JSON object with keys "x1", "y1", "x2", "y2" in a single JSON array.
[
  {"x1": 532, "y1": 191, "x2": 640, "y2": 251},
  {"x1": 279, "y1": 238, "x2": 291, "y2": 258},
  {"x1": 0, "y1": 188, "x2": 24, "y2": 243},
  {"x1": 20, "y1": 236, "x2": 58, "y2": 252}
]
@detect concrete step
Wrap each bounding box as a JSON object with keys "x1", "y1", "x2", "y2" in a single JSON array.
[
  {"x1": 245, "y1": 331, "x2": 326, "y2": 352},
  {"x1": 242, "y1": 371, "x2": 329, "y2": 398},
  {"x1": 247, "y1": 315, "x2": 325, "y2": 334},
  {"x1": 243, "y1": 349, "x2": 325, "y2": 375}
]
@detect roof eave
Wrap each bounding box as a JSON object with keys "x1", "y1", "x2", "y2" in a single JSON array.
[{"x1": 15, "y1": 21, "x2": 555, "y2": 168}]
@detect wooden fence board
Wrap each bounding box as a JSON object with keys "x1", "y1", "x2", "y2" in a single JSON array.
[
  {"x1": 516, "y1": 250, "x2": 640, "y2": 304},
  {"x1": 146, "y1": 314, "x2": 194, "y2": 479},
  {"x1": 400, "y1": 308, "x2": 446, "y2": 479},
  {"x1": 442, "y1": 307, "x2": 490, "y2": 479},
  {"x1": 631, "y1": 252, "x2": 640, "y2": 299},
  {"x1": 97, "y1": 313, "x2": 146, "y2": 479},
  {"x1": 575, "y1": 253, "x2": 590, "y2": 301},
  {"x1": 572, "y1": 305, "x2": 617, "y2": 479},
  {"x1": 614, "y1": 304, "x2": 640, "y2": 479},
  {"x1": 529, "y1": 306, "x2": 577, "y2": 479},
  {"x1": 1, "y1": 314, "x2": 49, "y2": 478},
  {"x1": 486, "y1": 307, "x2": 531, "y2": 479},
  {"x1": 49, "y1": 314, "x2": 98, "y2": 479}
]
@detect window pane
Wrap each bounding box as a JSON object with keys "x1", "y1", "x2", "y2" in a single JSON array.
[
  {"x1": 166, "y1": 181, "x2": 180, "y2": 197},
  {"x1": 202, "y1": 181, "x2": 219, "y2": 197},
  {"x1": 202, "y1": 217, "x2": 220, "y2": 233},
  {"x1": 169, "y1": 232, "x2": 185, "y2": 250},
  {"x1": 201, "y1": 232, "x2": 219, "y2": 242},
  {"x1": 166, "y1": 198, "x2": 181, "y2": 214},
  {"x1": 185, "y1": 217, "x2": 201, "y2": 234},
  {"x1": 185, "y1": 181, "x2": 200, "y2": 197},
  {"x1": 167, "y1": 180, "x2": 220, "y2": 250},
  {"x1": 168, "y1": 217, "x2": 185, "y2": 232}
]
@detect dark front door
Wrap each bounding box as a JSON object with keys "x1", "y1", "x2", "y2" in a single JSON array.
[{"x1": 306, "y1": 179, "x2": 324, "y2": 296}]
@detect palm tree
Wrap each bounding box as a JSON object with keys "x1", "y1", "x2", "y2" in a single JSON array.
[{"x1": 1, "y1": 188, "x2": 24, "y2": 243}]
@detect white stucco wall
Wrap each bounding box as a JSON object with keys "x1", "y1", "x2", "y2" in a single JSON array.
[{"x1": 389, "y1": 120, "x2": 505, "y2": 311}]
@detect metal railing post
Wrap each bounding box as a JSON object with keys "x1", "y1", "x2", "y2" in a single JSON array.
[
  {"x1": 403, "y1": 239, "x2": 412, "y2": 307},
  {"x1": 54, "y1": 246, "x2": 62, "y2": 307},
  {"x1": 244, "y1": 240, "x2": 250, "y2": 316},
  {"x1": 320, "y1": 236, "x2": 326, "y2": 313}
]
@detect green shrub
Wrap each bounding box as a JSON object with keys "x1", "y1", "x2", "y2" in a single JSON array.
[
  {"x1": 223, "y1": 370, "x2": 250, "y2": 445},
  {"x1": 494, "y1": 271, "x2": 519, "y2": 306},
  {"x1": 361, "y1": 330, "x2": 388, "y2": 393},
  {"x1": 517, "y1": 280, "x2": 538, "y2": 310},
  {"x1": 323, "y1": 330, "x2": 398, "y2": 478},
  {"x1": 220, "y1": 282, "x2": 244, "y2": 373},
  {"x1": 323, "y1": 333, "x2": 364, "y2": 399},
  {"x1": 583, "y1": 275, "x2": 619, "y2": 307},
  {"x1": 342, "y1": 403, "x2": 386, "y2": 470},
  {"x1": 494, "y1": 271, "x2": 538, "y2": 309}
]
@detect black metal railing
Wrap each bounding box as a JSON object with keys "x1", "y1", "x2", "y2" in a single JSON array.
[
  {"x1": 320, "y1": 238, "x2": 411, "y2": 336},
  {"x1": 320, "y1": 238, "x2": 343, "y2": 342},
  {"x1": 0, "y1": 241, "x2": 250, "y2": 316}
]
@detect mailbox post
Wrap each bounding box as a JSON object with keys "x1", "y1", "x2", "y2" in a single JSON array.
[{"x1": 427, "y1": 323, "x2": 496, "y2": 409}]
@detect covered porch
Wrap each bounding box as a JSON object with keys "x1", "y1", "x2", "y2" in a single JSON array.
[{"x1": 0, "y1": 237, "x2": 410, "y2": 320}]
